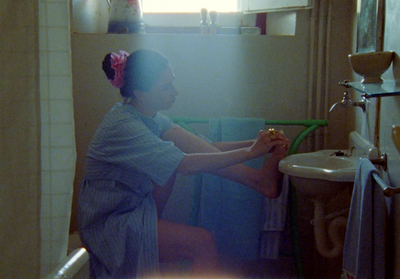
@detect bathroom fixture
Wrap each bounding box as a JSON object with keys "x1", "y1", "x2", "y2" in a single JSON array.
[
  {"x1": 46, "y1": 248, "x2": 89, "y2": 279},
  {"x1": 340, "y1": 79, "x2": 400, "y2": 98},
  {"x1": 370, "y1": 153, "x2": 388, "y2": 171},
  {"x1": 392, "y1": 125, "x2": 400, "y2": 154},
  {"x1": 279, "y1": 150, "x2": 355, "y2": 258},
  {"x1": 372, "y1": 172, "x2": 400, "y2": 197},
  {"x1": 329, "y1": 90, "x2": 367, "y2": 112},
  {"x1": 279, "y1": 149, "x2": 358, "y2": 200},
  {"x1": 278, "y1": 131, "x2": 379, "y2": 258},
  {"x1": 348, "y1": 51, "x2": 394, "y2": 83}
]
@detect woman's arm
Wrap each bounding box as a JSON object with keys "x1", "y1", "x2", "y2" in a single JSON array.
[
  {"x1": 211, "y1": 140, "x2": 255, "y2": 151},
  {"x1": 162, "y1": 125, "x2": 287, "y2": 179},
  {"x1": 162, "y1": 126, "x2": 265, "y2": 155}
]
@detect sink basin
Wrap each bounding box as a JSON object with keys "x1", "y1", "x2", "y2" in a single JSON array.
[
  {"x1": 279, "y1": 137, "x2": 377, "y2": 258},
  {"x1": 279, "y1": 149, "x2": 360, "y2": 200},
  {"x1": 279, "y1": 149, "x2": 360, "y2": 182}
]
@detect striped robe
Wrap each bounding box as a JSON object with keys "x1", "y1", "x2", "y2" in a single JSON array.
[{"x1": 79, "y1": 103, "x2": 184, "y2": 278}]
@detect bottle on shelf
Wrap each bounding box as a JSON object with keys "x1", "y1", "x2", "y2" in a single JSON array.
[
  {"x1": 209, "y1": 11, "x2": 218, "y2": 35},
  {"x1": 200, "y1": 8, "x2": 209, "y2": 35}
]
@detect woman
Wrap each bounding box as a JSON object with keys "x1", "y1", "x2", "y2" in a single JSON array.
[{"x1": 79, "y1": 49, "x2": 290, "y2": 278}]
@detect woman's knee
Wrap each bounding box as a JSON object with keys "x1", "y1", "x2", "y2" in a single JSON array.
[
  {"x1": 158, "y1": 220, "x2": 218, "y2": 262},
  {"x1": 189, "y1": 227, "x2": 218, "y2": 254}
]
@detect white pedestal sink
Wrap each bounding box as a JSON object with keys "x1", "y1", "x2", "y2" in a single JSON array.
[
  {"x1": 278, "y1": 149, "x2": 359, "y2": 201},
  {"x1": 278, "y1": 131, "x2": 378, "y2": 258}
]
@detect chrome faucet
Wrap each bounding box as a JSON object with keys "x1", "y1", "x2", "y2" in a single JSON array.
[{"x1": 329, "y1": 91, "x2": 367, "y2": 112}]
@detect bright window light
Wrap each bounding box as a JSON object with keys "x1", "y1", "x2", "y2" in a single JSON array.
[{"x1": 142, "y1": 0, "x2": 239, "y2": 13}]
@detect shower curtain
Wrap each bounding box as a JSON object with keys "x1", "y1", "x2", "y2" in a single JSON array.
[
  {"x1": 0, "y1": 0, "x2": 77, "y2": 277},
  {"x1": 38, "y1": 0, "x2": 77, "y2": 276}
]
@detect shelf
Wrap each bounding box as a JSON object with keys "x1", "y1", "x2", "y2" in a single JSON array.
[{"x1": 344, "y1": 80, "x2": 400, "y2": 98}]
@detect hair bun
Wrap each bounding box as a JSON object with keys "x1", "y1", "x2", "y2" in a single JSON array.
[
  {"x1": 102, "y1": 53, "x2": 115, "y2": 81},
  {"x1": 102, "y1": 51, "x2": 129, "y2": 88}
]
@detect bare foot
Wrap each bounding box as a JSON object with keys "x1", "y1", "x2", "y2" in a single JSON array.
[{"x1": 258, "y1": 145, "x2": 287, "y2": 198}]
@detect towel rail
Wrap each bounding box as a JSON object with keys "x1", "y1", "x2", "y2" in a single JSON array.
[
  {"x1": 370, "y1": 153, "x2": 388, "y2": 171},
  {"x1": 372, "y1": 172, "x2": 400, "y2": 197},
  {"x1": 369, "y1": 154, "x2": 400, "y2": 197},
  {"x1": 170, "y1": 117, "x2": 328, "y2": 155}
]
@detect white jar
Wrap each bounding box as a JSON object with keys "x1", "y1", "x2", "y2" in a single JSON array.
[
  {"x1": 108, "y1": 0, "x2": 145, "y2": 33},
  {"x1": 72, "y1": 0, "x2": 110, "y2": 33}
]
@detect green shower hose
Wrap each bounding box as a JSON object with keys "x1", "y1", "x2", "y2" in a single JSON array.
[{"x1": 170, "y1": 116, "x2": 328, "y2": 279}]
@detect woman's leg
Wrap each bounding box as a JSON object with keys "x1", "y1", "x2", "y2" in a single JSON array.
[
  {"x1": 157, "y1": 219, "x2": 221, "y2": 277},
  {"x1": 153, "y1": 174, "x2": 177, "y2": 217},
  {"x1": 214, "y1": 145, "x2": 287, "y2": 199}
]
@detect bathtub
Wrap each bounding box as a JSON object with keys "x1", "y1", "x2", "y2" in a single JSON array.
[{"x1": 46, "y1": 233, "x2": 89, "y2": 279}]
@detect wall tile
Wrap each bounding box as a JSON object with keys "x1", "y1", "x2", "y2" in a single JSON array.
[
  {"x1": 49, "y1": 100, "x2": 74, "y2": 123},
  {"x1": 41, "y1": 147, "x2": 51, "y2": 171},
  {"x1": 51, "y1": 170, "x2": 75, "y2": 194},
  {"x1": 48, "y1": 51, "x2": 72, "y2": 76},
  {"x1": 50, "y1": 124, "x2": 75, "y2": 147},
  {"x1": 50, "y1": 147, "x2": 76, "y2": 170},
  {"x1": 49, "y1": 76, "x2": 73, "y2": 99},
  {"x1": 46, "y1": 2, "x2": 69, "y2": 27},
  {"x1": 48, "y1": 27, "x2": 70, "y2": 51}
]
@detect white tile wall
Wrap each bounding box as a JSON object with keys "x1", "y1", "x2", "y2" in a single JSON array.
[{"x1": 39, "y1": 0, "x2": 76, "y2": 276}]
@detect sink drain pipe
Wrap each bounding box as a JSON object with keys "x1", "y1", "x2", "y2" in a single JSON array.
[{"x1": 312, "y1": 201, "x2": 348, "y2": 258}]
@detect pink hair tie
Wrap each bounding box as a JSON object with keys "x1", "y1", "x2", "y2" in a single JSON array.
[{"x1": 110, "y1": 50, "x2": 129, "y2": 88}]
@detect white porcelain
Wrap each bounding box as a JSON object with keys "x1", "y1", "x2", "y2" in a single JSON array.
[
  {"x1": 280, "y1": 132, "x2": 378, "y2": 258},
  {"x1": 392, "y1": 125, "x2": 400, "y2": 154},
  {"x1": 278, "y1": 131, "x2": 378, "y2": 200},
  {"x1": 279, "y1": 149, "x2": 359, "y2": 182},
  {"x1": 348, "y1": 51, "x2": 394, "y2": 83},
  {"x1": 279, "y1": 150, "x2": 358, "y2": 200}
]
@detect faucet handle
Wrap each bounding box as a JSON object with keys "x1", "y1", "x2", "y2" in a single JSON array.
[
  {"x1": 339, "y1": 80, "x2": 350, "y2": 88},
  {"x1": 341, "y1": 91, "x2": 351, "y2": 101},
  {"x1": 329, "y1": 90, "x2": 367, "y2": 112},
  {"x1": 329, "y1": 91, "x2": 352, "y2": 112}
]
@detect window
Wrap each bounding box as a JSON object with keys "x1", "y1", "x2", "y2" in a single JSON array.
[
  {"x1": 244, "y1": 0, "x2": 312, "y2": 13},
  {"x1": 142, "y1": 0, "x2": 246, "y2": 30},
  {"x1": 143, "y1": 0, "x2": 239, "y2": 13},
  {"x1": 142, "y1": 0, "x2": 312, "y2": 14},
  {"x1": 141, "y1": 0, "x2": 312, "y2": 34}
]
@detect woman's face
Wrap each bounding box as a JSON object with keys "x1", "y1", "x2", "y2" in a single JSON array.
[{"x1": 141, "y1": 66, "x2": 178, "y2": 114}]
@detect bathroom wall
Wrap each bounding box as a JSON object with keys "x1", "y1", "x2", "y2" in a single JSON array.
[
  {"x1": 0, "y1": 1, "x2": 41, "y2": 277},
  {"x1": 353, "y1": 0, "x2": 400, "y2": 276}
]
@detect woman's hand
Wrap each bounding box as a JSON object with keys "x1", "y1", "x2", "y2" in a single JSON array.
[{"x1": 250, "y1": 129, "x2": 290, "y2": 158}]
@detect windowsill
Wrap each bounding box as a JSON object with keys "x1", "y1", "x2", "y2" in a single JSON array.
[
  {"x1": 72, "y1": 11, "x2": 298, "y2": 36},
  {"x1": 145, "y1": 26, "x2": 203, "y2": 34},
  {"x1": 142, "y1": 12, "x2": 254, "y2": 28},
  {"x1": 145, "y1": 26, "x2": 261, "y2": 35},
  {"x1": 71, "y1": 30, "x2": 262, "y2": 36}
]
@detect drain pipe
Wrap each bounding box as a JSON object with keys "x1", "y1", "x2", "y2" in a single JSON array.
[{"x1": 312, "y1": 201, "x2": 348, "y2": 259}]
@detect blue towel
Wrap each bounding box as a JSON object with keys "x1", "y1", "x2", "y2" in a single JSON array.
[
  {"x1": 198, "y1": 117, "x2": 265, "y2": 260},
  {"x1": 342, "y1": 158, "x2": 388, "y2": 279},
  {"x1": 259, "y1": 174, "x2": 289, "y2": 259}
]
